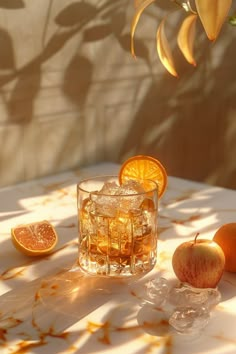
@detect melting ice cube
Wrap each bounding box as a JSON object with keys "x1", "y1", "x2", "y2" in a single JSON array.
[
  {"x1": 117, "y1": 180, "x2": 146, "y2": 195},
  {"x1": 146, "y1": 277, "x2": 170, "y2": 306},
  {"x1": 169, "y1": 306, "x2": 210, "y2": 334},
  {"x1": 137, "y1": 278, "x2": 222, "y2": 335},
  {"x1": 116, "y1": 180, "x2": 145, "y2": 213},
  {"x1": 99, "y1": 181, "x2": 120, "y2": 195},
  {"x1": 90, "y1": 180, "x2": 146, "y2": 216},
  {"x1": 168, "y1": 283, "x2": 221, "y2": 310}
]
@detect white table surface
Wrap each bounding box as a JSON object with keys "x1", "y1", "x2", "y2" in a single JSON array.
[{"x1": 0, "y1": 162, "x2": 236, "y2": 354}]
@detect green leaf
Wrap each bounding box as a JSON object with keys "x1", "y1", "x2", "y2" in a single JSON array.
[{"x1": 229, "y1": 16, "x2": 236, "y2": 26}]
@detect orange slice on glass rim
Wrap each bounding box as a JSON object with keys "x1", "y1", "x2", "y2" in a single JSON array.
[
  {"x1": 119, "y1": 155, "x2": 167, "y2": 198},
  {"x1": 11, "y1": 220, "x2": 58, "y2": 256}
]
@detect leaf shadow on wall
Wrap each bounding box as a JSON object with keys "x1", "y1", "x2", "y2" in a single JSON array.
[
  {"x1": 0, "y1": 0, "x2": 149, "y2": 127},
  {"x1": 0, "y1": 0, "x2": 235, "y2": 189},
  {"x1": 7, "y1": 63, "x2": 41, "y2": 124},
  {"x1": 63, "y1": 54, "x2": 93, "y2": 107},
  {"x1": 0, "y1": 0, "x2": 24, "y2": 9},
  {"x1": 118, "y1": 36, "x2": 236, "y2": 189},
  {"x1": 0, "y1": 0, "x2": 134, "y2": 187},
  {"x1": 0, "y1": 1, "x2": 117, "y2": 126}
]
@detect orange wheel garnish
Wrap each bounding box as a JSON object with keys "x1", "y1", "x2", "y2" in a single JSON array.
[
  {"x1": 11, "y1": 220, "x2": 58, "y2": 256},
  {"x1": 119, "y1": 155, "x2": 167, "y2": 198}
]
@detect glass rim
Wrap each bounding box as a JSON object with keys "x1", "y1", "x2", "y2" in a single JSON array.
[{"x1": 77, "y1": 174, "x2": 159, "y2": 197}]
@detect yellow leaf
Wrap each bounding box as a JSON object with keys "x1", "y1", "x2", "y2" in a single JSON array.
[
  {"x1": 195, "y1": 0, "x2": 232, "y2": 40},
  {"x1": 131, "y1": 0, "x2": 155, "y2": 57},
  {"x1": 177, "y1": 14, "x2": 197, "y2": 66},
  {"x1": 156, "y1": 19, "x2": 178, "y2": 77}
]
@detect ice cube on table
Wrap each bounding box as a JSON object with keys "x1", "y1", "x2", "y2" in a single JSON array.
[
  {"x1": 169, "y1": 306, "x2": 210, "y2": 334},
  {"x1": 134, "y1": 277, "x2": 222, "y2": 335},
  {"x1": 131, "y1": 277, "x2": 170, "y2": 307},
  {"x1": 146, "y1": 277, "x2": 170, "y2": 306},
  {"x1": 204, "y1": 287, "x2": 222, "y2": 309},
  {"x1": 168, "y1": 283, "x2": 221, "y2": 310}
]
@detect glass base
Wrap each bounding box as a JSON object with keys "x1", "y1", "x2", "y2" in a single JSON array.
[{"x1": 78, "y1": 253, "x2": 157, "y2": 277}]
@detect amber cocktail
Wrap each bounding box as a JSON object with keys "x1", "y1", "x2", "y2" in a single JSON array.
[{"x1": 77, "y1": 175, "x2": 158, "y2": 277}]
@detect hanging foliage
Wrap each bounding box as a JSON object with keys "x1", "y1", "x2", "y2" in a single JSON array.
[
  {"x1": 177, "y1": 14, "x2": 197, "y2": 66},
  {"x1": 156, "y1": 19, "x2": 178, "y2": 77},
  {"x1": 195, "y1": 0, "x2": 232, "y2": 41},
  {"x1": 131, "y1": 0, "x2": 233, "y2": 76},
  {"x1": 131, "y1": 0, "x2": 155, "y2": 57}
]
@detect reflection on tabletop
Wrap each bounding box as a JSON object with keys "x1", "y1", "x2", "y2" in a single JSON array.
[
  {"x1": 1, "y1": 264, "x2": 236, "y2": 354},
  {"x1": 0, "y1": 163, "x2": 236, "y2": 353}
]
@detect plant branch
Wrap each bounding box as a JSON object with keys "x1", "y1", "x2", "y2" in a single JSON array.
[{"x1": 170, "y1": 0, "x2": 197, "y2": 14}]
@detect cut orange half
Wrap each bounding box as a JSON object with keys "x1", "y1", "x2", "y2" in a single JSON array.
[
  {"x1": 11, "y1": 220, "x2": 58, "y2": 256},
  {"x1": 119, "y1": 155, "x2": 167, "y2": 198}
]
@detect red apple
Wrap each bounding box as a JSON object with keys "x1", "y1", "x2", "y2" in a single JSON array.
[{"x1": 172, "y1": 233, "x2": 225, "y2": 288}]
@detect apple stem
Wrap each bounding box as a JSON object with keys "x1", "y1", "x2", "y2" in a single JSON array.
[{"x1": 194, "y1": 232, "x2": 200, "y2": 243}]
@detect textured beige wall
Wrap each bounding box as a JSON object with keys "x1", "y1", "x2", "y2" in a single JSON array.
[{"x1": 0, "y1": 0, "x2": 235, "y2": 189}]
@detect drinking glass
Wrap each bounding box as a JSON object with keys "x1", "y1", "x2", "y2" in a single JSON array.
[{"x1": 77, "y1": 175, "x2": 158, "y2": 277}]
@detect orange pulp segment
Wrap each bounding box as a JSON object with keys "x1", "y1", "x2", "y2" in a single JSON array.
[
  {"x1": 119, "y1": 155, "x2": 167, "y2": 198},
  {"x1": 11, "y1": 220, "x2": 58, "y2": 256}
]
